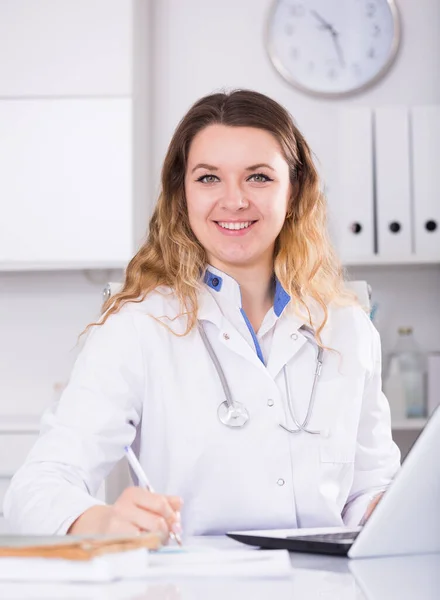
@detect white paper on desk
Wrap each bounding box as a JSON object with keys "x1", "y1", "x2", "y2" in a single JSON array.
[{"x1": 148, "y1": 547, "x2": 291, "y2": 578}]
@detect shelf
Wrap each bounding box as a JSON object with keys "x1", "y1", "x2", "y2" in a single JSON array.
[
  {"x1": 0, "y1": 415, "x2": 41, "y2": 433},
  {"x1": 391, "y1": 418, "x2": 428, "y2": 431},
  {"x1": 0, "y1": 261, "x2": 127, "y2": 272},
  {"x1": 343, "y1": 256, "x2": 440, "y2": 267}
]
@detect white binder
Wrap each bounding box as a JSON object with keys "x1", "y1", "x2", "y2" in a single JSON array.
[
  {"x1": 411, "y1": 106, "x2": 440, "y2": 259},
  {"x1": 337, "y1": 108, "x2": 375, "y2": 262},
  {"x1": 375, "y1": 107, "x2": 412, "y2": 257}
]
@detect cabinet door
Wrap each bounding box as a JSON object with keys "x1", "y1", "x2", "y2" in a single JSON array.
[
  {"x1": 0, "y1": 434, "x2": 39, "y2": 477},
  {"x1": 0, "y1": 477, "x2": 11, "y2": 521},
  {"x1": 0, "y1": 99, "x2": 133, "y2": 266},
  {"x1": 0, "y1": 0, "x2": 131, "y2": 96},
  {"x1": 0, "y1": 433, "x2": 37, "y2": 529}
]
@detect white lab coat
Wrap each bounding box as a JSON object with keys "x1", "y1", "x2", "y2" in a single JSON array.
[{"x1": 4, "y1": 274, "x2": 401, "y2": 536}]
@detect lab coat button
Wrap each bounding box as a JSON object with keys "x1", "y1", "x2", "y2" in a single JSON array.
[
  {"x1": 223, "y1": 333, "x2": 230, "y2": 340},
  {"x1": 267, "y1": 399, "x2": 274, "y2": 407},
  {"x1": 291, "y1": 333, "x2": 298, "y2": 341},
  {"x1": 277, "y1": 478, "x2": 285, "y2": 486}
]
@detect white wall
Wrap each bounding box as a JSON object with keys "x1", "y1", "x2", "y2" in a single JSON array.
[{"x1": 1, "y1": 0, "x2": 439, "y2": 432}]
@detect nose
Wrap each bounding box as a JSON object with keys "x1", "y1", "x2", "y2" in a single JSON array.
[{"x1": 219, "y1": 181, "x2": 249, "y2": 211}]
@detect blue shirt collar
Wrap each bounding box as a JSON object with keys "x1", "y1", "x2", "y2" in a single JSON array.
[{"x1": 203, "y1": 265, "x2": 291, "y2": 317}]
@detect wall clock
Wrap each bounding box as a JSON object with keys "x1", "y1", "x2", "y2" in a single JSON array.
[{"x1": 266, "y1": 0, "x2": 401, "y2": 97}]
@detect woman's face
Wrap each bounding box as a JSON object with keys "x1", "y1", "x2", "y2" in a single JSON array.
[{"x1": 184, "y1": 124, "x2": 292, "y2": 273}]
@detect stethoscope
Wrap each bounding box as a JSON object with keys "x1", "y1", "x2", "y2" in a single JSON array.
[{"x1": 197, "y1": 322, "x2": 324, "y2": 434}]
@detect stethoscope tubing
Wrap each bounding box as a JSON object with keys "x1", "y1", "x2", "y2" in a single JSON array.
[
  {"x1": 280, "y1": 346, "x2": 323, "y2": 434},
  {"x1": 198, "y1": 321, "x2": 324, "y2": 434}
]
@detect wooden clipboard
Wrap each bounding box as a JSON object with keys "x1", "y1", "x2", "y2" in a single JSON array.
[{"x1": 0, "y1": 532, "x2": 164, "y2": 561}]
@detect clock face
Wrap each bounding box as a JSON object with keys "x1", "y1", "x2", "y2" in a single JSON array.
[{"x1": 266, "y1": 0, "x2": 400, "y2": 97}]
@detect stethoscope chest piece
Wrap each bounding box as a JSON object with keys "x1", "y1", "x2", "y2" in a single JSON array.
[{"x1": 217, "y1": 400, "x2": 250, "y2": 428}]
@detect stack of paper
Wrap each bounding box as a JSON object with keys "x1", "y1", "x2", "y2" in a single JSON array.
[
  {"x1": 0, "y1": 533, "x2": 162, "y2": 582},
  {"x1": 0, "y1": 534, "x2": 292, "y2": 584}
]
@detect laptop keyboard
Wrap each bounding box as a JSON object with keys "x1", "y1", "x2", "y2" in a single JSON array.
[{"x1": 287, "y1": 531, "x2": 360, "y2": 544}]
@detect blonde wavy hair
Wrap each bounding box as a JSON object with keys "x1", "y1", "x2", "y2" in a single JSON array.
[{"x1": 83, "y1": 89, "x2": 354, "y2": 341}]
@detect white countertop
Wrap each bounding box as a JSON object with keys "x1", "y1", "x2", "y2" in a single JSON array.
[{"x1": 0, "y1": 535, "x2": 438, "y2": 599}]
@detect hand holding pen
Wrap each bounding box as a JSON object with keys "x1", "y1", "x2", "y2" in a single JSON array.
[
  {"x1": 124, "y1": 446, "x2": 183, "y2": 545},
  {"x1": 67, "y1": 448, "x2": 183, "y2": 542}
]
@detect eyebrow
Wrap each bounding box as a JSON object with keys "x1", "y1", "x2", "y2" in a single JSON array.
[{"x1": 191, "y1": 162, "x2": 275, "y2": 174}]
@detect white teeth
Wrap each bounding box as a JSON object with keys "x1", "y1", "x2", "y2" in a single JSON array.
[{"x1": 217, "y1": 221, "x2": 253, "y2": 230}]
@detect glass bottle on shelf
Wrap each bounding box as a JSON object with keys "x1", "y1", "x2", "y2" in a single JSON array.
[{"x1": 384, "y1": 327, "x2": 427, "y2": 419}]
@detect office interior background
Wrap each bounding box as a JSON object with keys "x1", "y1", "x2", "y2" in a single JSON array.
[{"x1": 0, "y1": 0, "x2": 439, "y2": 532}]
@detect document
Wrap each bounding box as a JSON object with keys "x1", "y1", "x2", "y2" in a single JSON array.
[{"x1": 149, "y1": 544, "x2": 291, "y2": 578}]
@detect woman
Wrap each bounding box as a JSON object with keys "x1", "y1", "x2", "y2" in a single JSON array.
[{"x1": 4, "y1": 90, "x2": 400, "y2": 539}]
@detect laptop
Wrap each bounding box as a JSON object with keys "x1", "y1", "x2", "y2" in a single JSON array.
[
  {"x1": 227, "y1": 406, "x2": 440, "y2": 558},
  {"x1": 349, "y1": 553, "x2": 440, "y2": 600}
]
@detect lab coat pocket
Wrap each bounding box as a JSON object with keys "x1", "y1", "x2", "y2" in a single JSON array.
[
  {"x1": 319, "y1": 436, "x2": 356, "y2": 464},
  {"x1": 315, "y1": 377, "x2": 362, "y2": 464}
]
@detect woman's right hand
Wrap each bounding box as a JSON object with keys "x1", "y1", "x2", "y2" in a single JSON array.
[{"x1": 67, "y1": 487, "x2": 183, "y2": 540}]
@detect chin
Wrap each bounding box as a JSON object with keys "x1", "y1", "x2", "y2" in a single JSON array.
[{"x1": 214, "y1": 255, "x2": 259, "y2": 269}]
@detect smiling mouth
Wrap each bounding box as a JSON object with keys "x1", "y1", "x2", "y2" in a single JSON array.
[{"x1": 214, "y1": 220, "x2": 257, "y2": 231}]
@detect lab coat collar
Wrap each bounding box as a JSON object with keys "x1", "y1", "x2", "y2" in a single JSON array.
[
  {"x1": 202, "y1": 265, "x2": 291, "y2": 318},
  {"x1": 265, "y1": 301, "x2": 334, "y2": 380},
  {"x1": 203, "y1": 265, "x2": 243, "y2": 309},
  {"x1": 197, "y1": 286, "x2": 332, "y2": 382}
]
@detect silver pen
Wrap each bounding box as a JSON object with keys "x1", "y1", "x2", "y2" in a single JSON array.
[{"x1": 124, "y1": 445, "x2": 182, "y2": 546}]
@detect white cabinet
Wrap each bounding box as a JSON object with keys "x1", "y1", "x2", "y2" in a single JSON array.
[
  {"x1": 0, "y1": 0, "x2": 135, "y2": 271},
  {"x1": 0, "y1": 417, "x2": 107, "y2": 530},
  {"x1": 0, "y1": 478, "x2": 13, "y2": 530},
  {"x1": 0, "y1": 419, "x2": 40, "y2": 528},
  {"x1": 0, "y1": 0, "x2": 132, "y2": 96},
  {"x1": 0, "y1": 99, "x2": 133, "y2": 268},
  {"x1": 0, "y1": 433, "x2": 39, "y2": 476}
]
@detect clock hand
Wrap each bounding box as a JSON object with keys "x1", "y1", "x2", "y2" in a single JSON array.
[
  {"x1": 310, "y1": 9, "x2": 333, "y2": 32},
  {"x1": 311, "y1": 8, "x2": 344, "y2": 68},
  {"x1": 331, "y1": 31, "x2": 345, "y2": 68}
]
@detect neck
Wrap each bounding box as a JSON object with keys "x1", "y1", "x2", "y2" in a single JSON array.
[{"x1": 210, "y1": 259, "x2": 275, "y2": 332}]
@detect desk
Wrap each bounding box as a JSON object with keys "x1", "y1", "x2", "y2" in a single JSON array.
[{"x1": 0, "y1": 536, "x2": 438, "y2": 599}]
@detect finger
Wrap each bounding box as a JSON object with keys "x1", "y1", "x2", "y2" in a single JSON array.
[
  {"x1": 130, "y1": 489, "x2": 180, "y2": 522},
  {"x1": 122, "y1": 505, "x2": 170, "y2": 535},
  {"x1": 166, "y1": 496, "x2": 184, "y2": 512},
  {"x1": 363, "y1": 493, "x2": 384, "y2": 523}
]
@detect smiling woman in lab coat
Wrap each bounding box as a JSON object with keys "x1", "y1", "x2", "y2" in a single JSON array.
[{"x1": 4, "y1": 90, "x2": 400, "y2": 540}]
